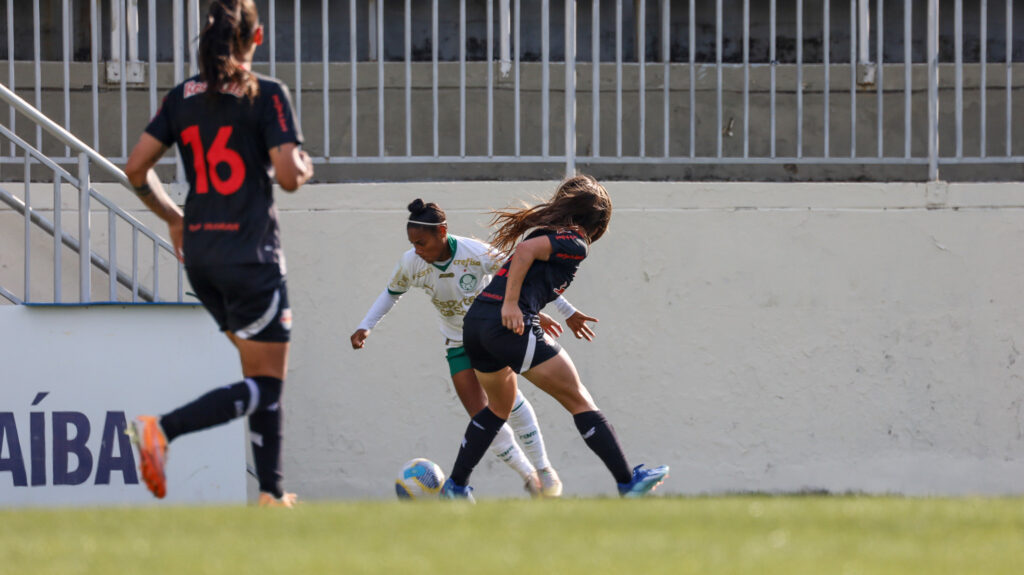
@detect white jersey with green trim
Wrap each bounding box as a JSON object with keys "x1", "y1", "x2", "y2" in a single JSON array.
[{"x1": 387, "y1": 234, "x2": 505, "y2": 342}]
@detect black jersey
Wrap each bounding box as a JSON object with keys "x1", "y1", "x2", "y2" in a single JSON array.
[
  {"x1": 145, "y1": 74, "x2": 303, "y2": 267},
  {"x1": 469, "y1": 228, "x2": 588, "y2": 317}
]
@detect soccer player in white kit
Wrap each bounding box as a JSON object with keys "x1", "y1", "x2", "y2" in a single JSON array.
[{"x1": 350, "y1": 199, "x2": 598, "y2": 497}]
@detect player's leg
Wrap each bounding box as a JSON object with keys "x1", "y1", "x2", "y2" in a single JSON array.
[
  {"x1": 232, "y1": 337, "x2": 292, "y2": 505},
  {"x1": 445, "y1": 367, "x2": 517, "y2": 492},
  {"x1": 523, "y1": 351, "x2": 631, "y2": 483},
  {"x1": 449, "y1": 363, "x2": 540, "y2": 495},
  {"x1": 505, "y1": 387, "x2": 562, "y2": 497},
  {"x1": 129, "y1": 265, "x2": 236, "y2": 499},
  {"x1": 132, "y1": 264, "x2": 295, "y2": 503},
  {"x1": 523, "y1": 350, "x2": 669, "y2": 496},
  {"x1": 231, "y1": 271, "x2": 295, "y2": 506}
]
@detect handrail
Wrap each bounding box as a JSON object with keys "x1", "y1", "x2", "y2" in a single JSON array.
[
  {"x1": 0, "y1": 101, "x2": 174, "y2": 281},
  {"x1": 0, "y1": 82, "x2": 131, "y2": 189},
  {"x1": 0, "y1": 124, "x2": 78, "y2": 186},
  {"x1": 0, "y1": 285, "x2": 22, "y2": 304},
  {"x1": 0, "y1": 79, "x2": 183, "y2": 304},
  {"x1": 0, "y1": 187, "x2": 159, "y2": 303}
]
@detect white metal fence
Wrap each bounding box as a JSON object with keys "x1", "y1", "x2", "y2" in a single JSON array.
[{"x1": 0, "y1": 0, "x2": 1020, "y2": 181}]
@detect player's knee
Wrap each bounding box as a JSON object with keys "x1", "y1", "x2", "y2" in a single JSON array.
[{"x1": 247, "y1": 376, "x2": 283, "y2": 411}]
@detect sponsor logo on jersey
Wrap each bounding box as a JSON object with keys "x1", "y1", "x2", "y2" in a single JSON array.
[
  {"x1": 187, "y1": 222, "x2": 241, "y2": 232},
  {"x1": 477, "y1": 291, "x2": 503, "y2": 302},
  {"x1": 438, "y1": 272, "x2": 454, "y2": 278},
  {"x1": 452, "y1": 258, "x2": 481, "y2": 268},
  {"x1": 459, "y1": 274, "x2": 478, "y2": 291},
  {"x1": 272, "y1": 94, "x2": 289, "y2": 133},
  {"x1": 432, "y1": 298, "x2": 471, "y2": 317},
  {"x1": 555, "y1": 253, "x2": 585, "y2": 261},
  {"x1": 184, "y1": 80, "x2": 245, "y2": 99}
]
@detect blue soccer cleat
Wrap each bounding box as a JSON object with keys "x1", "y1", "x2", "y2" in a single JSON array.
[
  {"x1": 439, "y1": 478, "x2": 476, "y2": 503},
  {"x1": 617, "y1": 464, "x2": 669, "y2": 498}
]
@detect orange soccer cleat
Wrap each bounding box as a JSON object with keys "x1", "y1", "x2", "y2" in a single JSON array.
[
  {"x1": 127, "y1": 416, "x2": 168, "y2": 499},
  {"x1": 258, "y1": 492, "x2": 298, "y2": 508}
]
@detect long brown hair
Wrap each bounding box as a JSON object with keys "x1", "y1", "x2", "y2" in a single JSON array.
[
  {"x1": 199, "y1": 0, "x2": 259, "y2": 102},
  {"x1": 488, "y1": 175, "x2": 612, "y2": 254}
]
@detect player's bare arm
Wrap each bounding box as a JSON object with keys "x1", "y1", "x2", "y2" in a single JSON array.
[
  {"x1": 270, "y1": 142, "x2": 313, "y2": 191},
  {"x1": 501, "y1": 236, "x2": 552, "y2": 335},
  {"x1": 125, "y1": 132, "x2": 184, "y2": 260}
]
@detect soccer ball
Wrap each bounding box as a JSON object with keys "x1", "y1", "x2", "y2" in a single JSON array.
[{"x1": 395, "y1": 458, "x2": 446, "y2": 500}]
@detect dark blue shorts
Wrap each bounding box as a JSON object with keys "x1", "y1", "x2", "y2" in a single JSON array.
[
  {"x1": 186, "y1": 263, "x2": 292, "y2": 343},
  {"x1": 463, "y1": 313, "x2": 562, "y2": 374}
]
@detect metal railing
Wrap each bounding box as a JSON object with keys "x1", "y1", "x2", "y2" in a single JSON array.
[
  {"x1": 0, "y1": 82, "x2": 185, "y2": 304},
  {"x1": 0, "y1": 0, "x2": 1020, "y2": 181}
]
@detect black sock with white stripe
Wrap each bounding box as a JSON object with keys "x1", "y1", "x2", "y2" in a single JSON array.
[
  {"x1": 449, "y1": 407, "x2": 506, "y2": 487},
  {"x1": 247, "y1": 376, "x2": 285, "y2": 498},
  {"x1": 573, "y1": 410, "x2": 633, "y2": 484},
  {"x1": 160, "y1": 380, "x2": 253, "y2": 442}
]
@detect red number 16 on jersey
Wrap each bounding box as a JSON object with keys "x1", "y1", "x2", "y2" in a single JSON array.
[{"x1": 180, "y1": 125, "x2": 246, "y2": 195}]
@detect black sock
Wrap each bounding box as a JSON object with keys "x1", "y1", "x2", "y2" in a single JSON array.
[
  {"x1": 249, "y1": 406, "x2": 283, "y2": 498},
  {"x1": 159, "y1": 381, "x2": 253, "y2": 442},
  {"x1": 245, "y1": 376, "x2": 284, "y2": 497},
  {"x1": 449, "y1": 407, "x2": 506, "y2": 487},
  {"x1": 573, "y1": 410, "x2": 633, "y2": 484}
]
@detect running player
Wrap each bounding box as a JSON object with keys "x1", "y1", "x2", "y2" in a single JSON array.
[
  {"x1": 439, "y1": 175, "x2": 669, "y2": 501},
  {"x1": 350, "y1": 199, "x2": 598, "y2": 497},
  {"x1": 123, "y1": 0, "x2": 312, "y2": 507}
]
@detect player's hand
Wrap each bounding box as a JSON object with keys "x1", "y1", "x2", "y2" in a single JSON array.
[
  {"x1": 350, "y1": 329, "x2": 370, "y2": 349},
  {"x1": 537, "y1": 312, "x2": 563, "y2": 339},
  {"x1": 501, "y1": 302, "x2": 525, "y2": 335},
  {"x1": 298, "y1": 149, "x2": 314, "y2": 177},
  {"x1": 565, "y1": 311, "x2": 598, "y2": 341},
  {"x1": 168, "y1": 218, "x2": 184, "y2": 263}
]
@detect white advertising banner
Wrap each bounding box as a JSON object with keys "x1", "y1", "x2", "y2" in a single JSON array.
[{"x1": 0, "y1": 305, "x2": 246, "y2": 507}]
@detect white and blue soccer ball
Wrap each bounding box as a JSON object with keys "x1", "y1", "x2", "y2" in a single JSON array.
[{"x1": 395, "y1": 458, "x2": 446, "y2": 500}]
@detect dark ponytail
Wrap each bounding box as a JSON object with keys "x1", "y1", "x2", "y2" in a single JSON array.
[
  {"x1": 407, "y1": 199, "x2": 447, "y2": 230},
  {"x1": 199, "y1": 0, "x2": 259, "y2": 102}
]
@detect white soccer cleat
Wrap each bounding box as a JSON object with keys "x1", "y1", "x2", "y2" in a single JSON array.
[
  {"x1": 523, "y1": 470, "x2": 543, "y2": 498},
  {"x1": 537, "y1": 467, "x2": 563, "y2": 498}
]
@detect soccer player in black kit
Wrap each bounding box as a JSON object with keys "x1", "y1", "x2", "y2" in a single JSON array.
[
  {"x1": 123, "y1": 0, "x2": 312, "y2": 507},
  {"x1": 440, "y1": 175, "x2": 669, "y2": 500}
]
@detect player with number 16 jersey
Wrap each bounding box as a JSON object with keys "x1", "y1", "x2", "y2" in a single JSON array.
[
  {"x1": 145, "y1": 73, "x2": 302, "y2": 268},
  {"x1": 124, "y1": 0, "x2": 313, "y2": 507}
]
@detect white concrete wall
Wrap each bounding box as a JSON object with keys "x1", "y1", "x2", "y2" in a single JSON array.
[
  {"x1": 6, "y1": 181, "x2": 1024, "y2": 499},
  {"x1": 273, "y1": 181, "x2": 1024, "y2": 499}
]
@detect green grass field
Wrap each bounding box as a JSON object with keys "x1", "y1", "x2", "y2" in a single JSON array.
[{"x1": 2, "y1": 496, "x2": 1022, "y2": 574}]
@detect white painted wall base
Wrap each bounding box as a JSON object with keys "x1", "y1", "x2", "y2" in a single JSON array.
[
  {"x1": 5, "y1": 181, "x2": 1024, "y2": 499},
  {"x1": 0, "y1": 306, "x2": 245, "y2": 506}
]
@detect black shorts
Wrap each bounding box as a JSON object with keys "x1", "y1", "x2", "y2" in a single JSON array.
[
  {"x1": 462, "y1": 313, "x2": 562, "y2": 374},
  {"x1": 186, "y1": 263, "x2": 292, "y2": 343}
]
